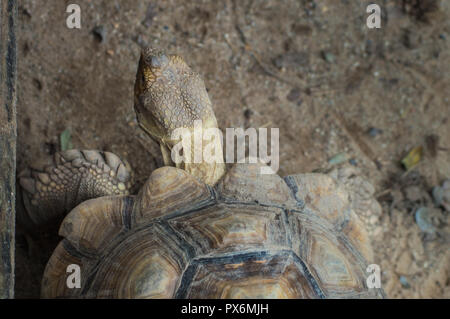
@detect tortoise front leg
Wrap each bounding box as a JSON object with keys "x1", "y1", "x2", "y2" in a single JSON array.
[{"x1": 18, "y1": 149, "x2": 132, "y2": 231}]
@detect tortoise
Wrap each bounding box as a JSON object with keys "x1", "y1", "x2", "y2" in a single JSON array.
[{"x1": 20, "y1": 48, "x2": 385, "y2": 299}]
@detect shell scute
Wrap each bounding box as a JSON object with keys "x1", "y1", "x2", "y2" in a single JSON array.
[
  {"x1": 133, "y1": 167, "x2": 214, "y2": 226},
  {"x1": 82, "y1": 224, "x2": 190, "y2": 298},
  {"x1": 167, "y1": 204, "x2": 288, "y2": 256},
  {"x1": 176, "y1": 251, "x2": 323, "y2": 299}
]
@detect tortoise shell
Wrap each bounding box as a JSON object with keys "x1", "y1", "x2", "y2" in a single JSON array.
[{"x1": 41, "y1": 161, "x2": 385, "y2": 298}]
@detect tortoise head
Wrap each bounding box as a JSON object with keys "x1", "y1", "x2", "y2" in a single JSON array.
[{"x1": 134, "y1": 48, "x2": 225, "y2": 185}]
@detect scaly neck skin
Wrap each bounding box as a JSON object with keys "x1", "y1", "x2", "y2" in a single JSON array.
[
  {"x1": 187, "y1": 161, "x2": 226, "y2": 186},
  {"x1": 183, "y1": 153, "x2": 226, "y2": 186},
  {"x1": 134, "y1": 48, "x2": 226, "y2": 186},
  {"x1": 148, "y1": 115, "x2": 226, "y2": 186},
  {"x1": 175, "y1": 117, "x2": 226, "y2": 186}
]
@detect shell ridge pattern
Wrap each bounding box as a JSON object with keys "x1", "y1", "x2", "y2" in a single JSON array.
[
  {"x1": 82, "y1": 222, "x2": 190, "y2": 298},
  {"x1": 193, "y1": 250, "x2": 276, "y2": 265},
  {"x1": 168, "y1": 197, "x2": 294, "y2": 254},
  {"x1": 289, "y1": 206, "x2": 364, "y2": 263},
  {"x1": 80, "y1": 259, "x2": 102, "y2": 296},
  {"x1": 161, "y1": 199, "x2": 217, "y2": 221},
  {"x1": 335, "y1": 232, "x2": 368, "y2": 268},
  {"x1": 175, "y1": 250, "x2": 326, "y2": 299},
  {"x1": 215, "y1": 197, "x2": 290, "y2": 212},
  {"x1": 290, "y1": 252, "x2": 326, "y2": 298},
  {"x1": 281, "y1": 208, "x2": 293, "y2": 247},
  {"x1": 62, "y1": 238, "x2": 91, "y2": 260},
  {"x1": 283, "y1": 176, "x2": 306, "y2": 208},
  {"x1": 159, "y1": 185, "x2": 217, "y2": 221},
  {"x1": 335, "y1": 206, "x2": 352, "y2": 233},
  {"x1": 174, "y1": 263, "x2": 199, "y2": 299},
  {"x1": 76, "y1": 227, "x2": 143, "y2": 296},
  {"x1": 121, "y1": 196, "x2": 135, "y2": 230},
  {"x1": 158, "y1": 220, "x2": 197, "y2": 260}
]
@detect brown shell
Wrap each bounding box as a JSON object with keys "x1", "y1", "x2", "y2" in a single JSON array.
[{"x1": 41, "y1": 163, "x2": 385, "y2": 299}]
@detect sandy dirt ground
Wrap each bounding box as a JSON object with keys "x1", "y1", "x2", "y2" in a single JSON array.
[{"x1": 14, "y1": 0, "x2": 449, "y2": 298}]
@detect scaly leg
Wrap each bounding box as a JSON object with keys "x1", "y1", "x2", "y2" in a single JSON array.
[{"x1": 18, "y1": 149, "x2": 132, "y2": 231}]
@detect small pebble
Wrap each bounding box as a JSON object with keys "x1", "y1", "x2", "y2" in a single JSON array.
[
  {"x1": 286, "y1": 88, "x2": 301, "y2": 102},
  {"x1": 374, "y1": 159, "x2": 383, "y2": 170},
  {"x1": 368, "y1": 127, "x2": 382, "y2": 137},
  {"x1": 322, "y1": 51, "x2": 335, "y2": 63},
  {"x1": 414, "y1": 207, "x2": 437, "y2": 235},
  {"x1": 92, "y1": 25, "x2": 107, "y2": 43},
  {"x1": 348, "y1": 158, "x2": 357, "y2": 166},
  {"x1": 399, "y1": 276, "x2": 410, "y2": 289},
  {"x1": 328, "y1": 153, "x2": 348, "y2": 165},
  {"x1": 432, "y1": 180, "x2": 450, "y2": 212},
  {"x1": 33, "y1": 78, "x2": 43, "y2": 91},
  {"x1": 243, "y1": 109, "x2": 253, "y2": 119}
]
